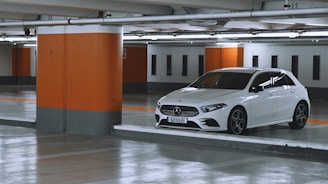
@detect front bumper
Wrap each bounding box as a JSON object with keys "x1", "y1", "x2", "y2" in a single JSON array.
[{"x1": 155, "y1": 107, "x2": 229, "y2": 132}]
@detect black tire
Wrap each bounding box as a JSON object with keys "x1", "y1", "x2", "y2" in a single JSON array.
[
  {"x1": 289, "y1": 102, "x2": 308, "y2": 129},
  {"x1": 228, "y1": 107, "x2": 247, "y2": 135}
]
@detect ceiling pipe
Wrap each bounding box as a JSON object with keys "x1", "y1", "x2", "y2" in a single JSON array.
[{"x1": 0, "y1": 8, "x2": 328, "y2": 27}]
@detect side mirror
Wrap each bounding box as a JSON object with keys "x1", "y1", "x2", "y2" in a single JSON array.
[{"x1": 250, "y1": 85, "x2": 264, "y2": 93}]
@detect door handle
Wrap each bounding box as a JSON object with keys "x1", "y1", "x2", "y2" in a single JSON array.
[{"x1": 290, "y1": 90, "x2": 295, "y2": 93}]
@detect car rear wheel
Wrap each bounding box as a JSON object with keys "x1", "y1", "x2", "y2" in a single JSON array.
[
  {"x1": 228, "y1": 107, "x2": 247, "y2": 135},
  {"x1": 289, "y1": 102, "x2": 308, "y2": 129}
]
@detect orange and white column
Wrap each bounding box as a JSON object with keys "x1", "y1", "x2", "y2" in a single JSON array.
[
  {"x1": 12, "y1": 47, "x2": 31, "y2": 84},
  {"x1": 123, "y1": 46, "x2": 147, "y2": 93},
  {"x1": 36, "y1": 25, "x2": 122, "y2": 134},
  {"x1": 205, "y1": 45, "x2": 244, "y2": 72}
]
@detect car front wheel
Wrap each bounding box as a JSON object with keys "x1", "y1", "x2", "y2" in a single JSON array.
[
  {"x1": 289, "y1": 102, "x2": 308, "y2": 129},
  {"x1": 228, "y1": 107, "x2": 247, "y2": 135}
]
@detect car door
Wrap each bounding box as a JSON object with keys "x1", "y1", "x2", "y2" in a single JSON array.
[
  {"x1": 271, "y1": 72, "x2": 297, "y2": 121},
  {"x1": 248, "y1": 72, "x2": 280, "y2": 126}
]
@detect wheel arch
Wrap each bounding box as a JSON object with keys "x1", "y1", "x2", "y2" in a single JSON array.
[
  {"x1": 289, "y1": 99, "x2": 309, "y2": 129},
  {"x1": 297, "y1": 100, "x2": 310, "y2": 113},
  {"x1": 229, "y1": 105, "x2": 248, "y2": 128}
]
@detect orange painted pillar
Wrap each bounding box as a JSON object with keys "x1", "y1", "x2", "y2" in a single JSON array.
[
  {"x1": 12, "y1": 47, "x2": 31, "y2": 84},
  {"x1": 205, "y1": 45, "x2": 244, "y2": 72},
  {"x1": 123, "y1": 46, "x2": 147, "y2": 93},
  {"x1": 205, "y1": 47, "x2": 222, "y2": 72},
  {"x1": 221, "y1": 47, "x2": 244, "y2": 68},
  {"x1": 36, "y1": 25, "x2": 122, "y2": 134}
]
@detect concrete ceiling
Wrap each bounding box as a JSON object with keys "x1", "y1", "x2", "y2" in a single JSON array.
[{"x1": 1, "y1": 0, "x2": 328, "y2": 43}]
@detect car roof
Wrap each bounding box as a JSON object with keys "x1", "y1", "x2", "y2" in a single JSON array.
[{"x1": 211, "y1": 67, "x2": 287, "y2": 74}]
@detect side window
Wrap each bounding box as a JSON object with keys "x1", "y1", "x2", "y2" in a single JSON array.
[
  {"x1": 270, "y1": 72, "x2": 281, "y2": 87},
  {"x1": 252, "y1": 72, "x2": 296, "y2": 90},
  {"x1": 252, "y1": 72, "x2": 271, "y2": 89},
  {"x1": 273, "y1": 73, "x2": 295, "y2": 87},
  {"x1": 284, "y1": 75, "x2": 295, "y2": 85}
]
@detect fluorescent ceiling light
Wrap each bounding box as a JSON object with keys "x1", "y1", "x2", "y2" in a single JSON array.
[
  {"x1": 260, "y1": 20, "x2": 296, "y2": 25},
  {"x1": 224, "y1": 21, "x2": 270, "y2": 29},
  {"x1": 123, "y1": 32, "x2": 301, "y2": 40},
  {"x1": 305, "y1": 23, "x2": 328, "y2": 26},
  {"x1": 24, "y1": 44, "x2": 37, "y2": 47},
  {"x1": 214, "y1": 33, "x2": 252, "y2": 39},
  {"x1": 257, "y1": 32, "x2": 299, "y2": 38},
  {"x1": 302, "y1": 31, "x2": 328, "y2": 36},
  {"x1": 215, "y1": 42, "x2": 242, "y2": 47},
  {"x1": 124, "y1": 30, "x2": 328, "y2": 41},
  {"x1": 124, "y1": 34, "x2": 215, "y2": 40},
  {"x1": 3, "y1": 31, "x2": 328, "y2": 44},
  {"x1": 0, "y1": 37, "x2": 37, "y2": 42}
]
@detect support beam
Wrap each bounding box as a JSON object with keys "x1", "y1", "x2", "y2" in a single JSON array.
[
  {"x1": 1, "y1": 8, "x2": 328, "y2": 27},
  {"x1": 1, "y1": 0, "x2": 173, "y2": 15},
  {"x1": 0, "y1": 3, "x2": 96, "y2": 18},
  {"x1": 118, "y1": 0, "x2": 256, "y2": 10}
]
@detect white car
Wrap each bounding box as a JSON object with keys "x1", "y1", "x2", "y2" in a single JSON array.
[{"x1": 155, "y1": 67, "x2": 310, "y2": 135}]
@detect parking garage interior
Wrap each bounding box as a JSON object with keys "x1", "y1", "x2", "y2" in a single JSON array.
[{"x1": 0, "y1": 0, "x2": 328, "y2": 183}]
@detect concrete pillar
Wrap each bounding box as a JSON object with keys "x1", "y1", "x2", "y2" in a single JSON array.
[
  {"x1": 205, "y1": 46, "x2": 244, "y2": 72},
  {"x1": 36, "y1": 25, "x2": 123, "y2": 135},
  {"x1": 123, "y1": 46, "x2": 147, "y2": 93},
  {"x1": 12, "y1": 47, "x2": 31, "y2": 84}
]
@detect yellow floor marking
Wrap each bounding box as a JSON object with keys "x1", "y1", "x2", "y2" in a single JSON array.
[
  {"x1": 307, "y1": 119, "x2": 328, "y2": 125},
  {"x1": 1, "y1": 96, "x2": 327, "y2": 125},
  {"x1": 0, "y1": 97, "x2": 36, "y2": 102},
  {"x1": 122, "y1": 105, "x2": 156, "y2": 112}
]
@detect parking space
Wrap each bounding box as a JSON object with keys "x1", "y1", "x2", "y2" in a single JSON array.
[
  {"x1": 0, "y1": 85, "x2": 327, "y2": 184},
  {"x1": 0, "y1": 86, "x2": 327, "y2": 145}
]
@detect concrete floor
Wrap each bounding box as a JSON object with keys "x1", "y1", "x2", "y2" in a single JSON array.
[
  {"x1": 1, "y1": 124, "x2": 328, "y2": 184},
  {"x1": 0, "y1": 85, "x2": 328, "y2": 183}
]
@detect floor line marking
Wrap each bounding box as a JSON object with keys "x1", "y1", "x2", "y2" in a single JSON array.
[
  {"x1": 307, "y1": 119, "x2": 328, "y2": 125},
  {"x1": 122, "y1": 105, "x2": 156, "y2": 112},
  {"x1": 1, "y1": 96, "x2": 327, "y2": 125},
  {"x1": 0, "y1": 97, "x2": 36, "y2": 102}
]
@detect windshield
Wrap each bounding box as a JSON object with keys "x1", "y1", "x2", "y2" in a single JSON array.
[{"x1": 189, "y1": 72, "x2": 253, "y2": 90}]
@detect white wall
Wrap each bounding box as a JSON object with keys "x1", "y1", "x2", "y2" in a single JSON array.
[
  {"x1": 0, "y1": 45, "x2": 12, "y2": 76},
  {"x1": 244, "y1": 43, "x2": 328, "y2": 88},
  {"x1": 147, "y1": 45, "x2": 205, "y2": 83},
  {"x1": 147, "y1": 43, "x2": 328, "y2": 88},
  {"x1": 29, "y1": 46, "x2": 37, "y2": 77}
]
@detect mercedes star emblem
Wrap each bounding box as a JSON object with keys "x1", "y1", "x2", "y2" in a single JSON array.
[{"x1": 173, "y1": 106, "x2": 182, "y2": 116}]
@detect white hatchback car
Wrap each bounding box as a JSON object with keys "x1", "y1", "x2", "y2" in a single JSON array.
[{"x1": 155, "y1": 67, "x2": 310, "y2": 135}]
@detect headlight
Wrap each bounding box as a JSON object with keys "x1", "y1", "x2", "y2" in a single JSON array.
[
  {"x1": 156, "y1": 101, "x2": 161, "y2": 109},
  {"x1": 157, "y1": 96, "x2": 166, "y2": 109},
  {"x1": 201, "y1": 103, "x2": 227, "y2": 113}
]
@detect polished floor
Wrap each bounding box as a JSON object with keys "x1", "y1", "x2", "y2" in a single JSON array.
[
  {"x1": 0, "y1": 85, "x2": 328, "y2": 183},
  {"x1": 1, "y1": 124, "x2": 328, "y2": 184}
]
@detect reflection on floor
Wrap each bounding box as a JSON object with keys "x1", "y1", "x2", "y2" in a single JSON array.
[
  {"x1": 0, "y1": 86, "x2": 327, "y2": 144},
  {"x1": 0, "y1": 86, "x2": 328, "y2": 183},
  {"x1": 1, "y1": 124, "x2": 327, "y2": 184}
]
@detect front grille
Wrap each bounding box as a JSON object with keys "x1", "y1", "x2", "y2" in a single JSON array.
[{"x1": 160, "y1": 105, "x2": 199, "y2": 117}]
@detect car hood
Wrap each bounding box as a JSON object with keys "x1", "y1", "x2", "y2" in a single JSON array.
[{"x1": 159, "y1": 87, "x2": 241, "y2": 105}]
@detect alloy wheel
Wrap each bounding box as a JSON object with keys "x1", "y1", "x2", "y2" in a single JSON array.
[{"x1": 228, "y1": 108, "x2": 246, "y2": 135}]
